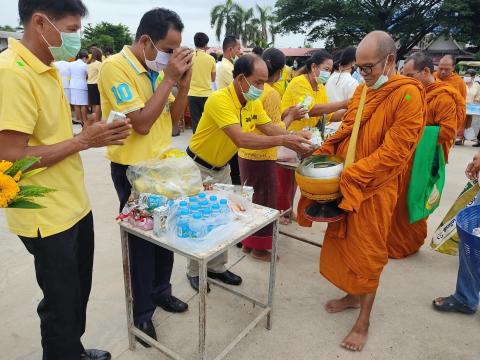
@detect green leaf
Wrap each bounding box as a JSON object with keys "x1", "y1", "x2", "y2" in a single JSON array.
[
  {"x1": 18, "y1": 185, "x2": 56, "y2": 198},
  {"x1": 20, "y1": 167, "x2": 47, "y2": 181},
  {"x1": 8, "y1": 199, "x2": 44, "y2": 209},
  {"x1": 5, "y1": 157, "x2": 41, "y2": 176}
]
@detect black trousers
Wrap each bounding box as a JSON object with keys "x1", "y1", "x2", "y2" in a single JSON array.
[
  {"x1": 19, "y1": 212, "x2": 94, "y2": 360},
  {"x1": 188, "y1": 96, "x2": 208, "y2": 133},
  {"x1": 110, "y1": 162, "x2": 173, "y2": 324},
  {"x1": 228, "y1": 153, "x2": 241, "y2": 185}
]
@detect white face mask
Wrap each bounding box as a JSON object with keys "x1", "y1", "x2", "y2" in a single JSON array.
[
  {"x1": 143, "y1": 37, "x2": 171, "y2": 72},
  {"x1": 371, "y1": 59, "x2": 389, "y2": 90}
]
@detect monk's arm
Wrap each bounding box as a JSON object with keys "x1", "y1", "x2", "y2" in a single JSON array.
[
  {"x1": 435, "y1": 95, "x2": 457, "y2": 146},
  {"x1": 339, "y1": 86, "x2": 426, "y2": 212}
]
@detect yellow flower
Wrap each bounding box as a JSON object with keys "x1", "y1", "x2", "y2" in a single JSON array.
[
  {"x1": 0, "y1": 160, "x2": 13, "y2": 173},
  {"x1": 0, "y1": 172, "x2": 20, "y2": 208}
]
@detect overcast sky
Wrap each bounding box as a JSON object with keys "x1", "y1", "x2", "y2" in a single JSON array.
[{"x1": 0, "y1": 0, "x2": 324, "y2": 48}]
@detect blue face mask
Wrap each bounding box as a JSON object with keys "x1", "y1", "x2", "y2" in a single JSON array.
[
  {"x1": 316, "y1": 70, "x2": 331, "y2": 85},
  {"x1": 242, "y1": 75, "x2": 263, "y2": 101},
  {"x1": 371, "y1": 60, "x2": 389, "y2": 90},
  {"x1": 41, "y1": 17, "x2": 81, "y2": 61}
]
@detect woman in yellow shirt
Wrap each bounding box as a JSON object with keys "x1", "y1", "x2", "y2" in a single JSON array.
[
  {"x1": 239, "y1": 48, "x2": 306, "y2": 261},
  {"x1": 87, "y1": 47, "x2": 103, "y2": 121},
  {"x1": 277, "y1": 50, "x2": 348, "y2": 222}
]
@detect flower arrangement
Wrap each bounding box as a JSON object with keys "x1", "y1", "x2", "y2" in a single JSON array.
[{"x1": 0, "y1": 157, "x2": 55, "y2": 209}]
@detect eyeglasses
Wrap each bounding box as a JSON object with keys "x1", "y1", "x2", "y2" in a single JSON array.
[{"x1": 355, "y1": 56, "x2": 388, "y2": 75}]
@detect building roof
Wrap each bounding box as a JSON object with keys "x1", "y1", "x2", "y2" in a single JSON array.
[{"x1": 0, "y1": 31, "x2": 23, "y2": 40}]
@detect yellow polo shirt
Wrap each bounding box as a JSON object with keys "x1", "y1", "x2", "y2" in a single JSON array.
[
  {"x1": 189, "y1": 50, "x2": 216, "y2": 97},
  {"x1": 189, "y1": 83, "x2": 271, "y2": 167},
  {"x1": 281, "y1": 74, "x2": 331, "y2": 131},
  {"x1": 239, "y1": 83, "x2": 286, "y2": 161},
  {"x1": 217, "y1": 57, "x2": 234, "y2": 90},
  {"x1": 0, "y1": 38, "x2": 91, "y2": 238},
  {"x1": 98, "y1": 46, "x2": 175, "y2": 165},
  {"x1": 272, "y1": 65, "x2": 292, "y2": 97},
  {"x1": 87, "y1": 60, "x2": 102, "y2": 84}
]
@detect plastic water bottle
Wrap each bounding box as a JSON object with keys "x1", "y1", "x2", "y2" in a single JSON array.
[
  {"x1": 211, "y1": 204, "x2": 221, "y2": 227},
  {"x1": 198, "y1": 192, "x2": 207, "y2": 201},
  {"x1": 209, "y1": 195, "x2": 218, "y2": 207},
  {"x1": 189, "y1": 213, "x2": 206, "y2": 240},
  {"x1": 179, "y1": 201, "x2": 188, "y2": 212},
  {"x1": 190, "y1": 204, "x2": 201, "y2": 216},
  {"x1": 176, "y1": 209, "x2": 190, "y2": 238},
  {"x1": 200, "y1": 199, "x2": 209, "y2": 211},
  {"x1": 189, "y1": 196, "x2": 197, "y2": 204},
  {"x1": 202, "y1": 209, "x2": 215, "y2": 232},
  {"x1": 219, "y1": 199, "x2": 230, "y2": 225}
]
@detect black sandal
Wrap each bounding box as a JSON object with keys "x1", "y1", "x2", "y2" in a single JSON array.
[{"x1": 432, "y1": 295, "x2": 476, "y2": 314}]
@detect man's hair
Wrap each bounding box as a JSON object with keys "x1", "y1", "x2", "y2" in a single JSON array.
[
  {"x1": 262, "y1": 48, "x2": 285, "y2": 78},
  {"x1": 76, "y1": 49, "x2": 88, "y2": 60},
  {"x1": 19, "y1": 0, "x2": 88, "y2": 24},
  {"x1": 233, "y1": 54, "x2": 262, "y2": 78},
  {"x1": 135, "y1": 8, "x2": 184, "y2": 42},
  {"x1": 252, "y1": 47, "x2": 264, "y2": 56},
  {"x1": 405, "y1": 51, "x2": 434, "y2": 73},
  {"x1": 194, "y1": 32, "x2": 209, "y2": 48},
  {"x1": 223, "y1": 35, "x2": 239, "y2": 51}
]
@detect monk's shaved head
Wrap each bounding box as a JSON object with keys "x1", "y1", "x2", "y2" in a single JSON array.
[
  {"x1": 438, "y1": 54, "x2": 456, "y2": 80},
  {"x1": 358, "y1": 31, "x2": 397, "y2": 61},
  {"x1": 356, "y1": 31, "x2": 397, "y2": 88}
]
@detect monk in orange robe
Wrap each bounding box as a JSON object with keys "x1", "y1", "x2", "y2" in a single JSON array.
[
  {"x1": 387, "y1": 52, "x2": 465, "y2": 259},
  {"x1": 297, "y1": 31, "x2": 426, "y2": 351},
  {"x1": 434, "y1": 54, "x2": 467, "y2": 143}
]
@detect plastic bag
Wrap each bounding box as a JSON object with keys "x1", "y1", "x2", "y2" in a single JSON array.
[
  {"x1": 464, "y1": 127, "x2": 476, "y2": 141},
  {"x1": 430, "y1": 180, "x2": 479, "y2": 255},
  {"x1": 127, "y1": 155, "x2": 204, "y2": 199}
]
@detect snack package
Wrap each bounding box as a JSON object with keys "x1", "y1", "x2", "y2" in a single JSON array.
[
  {"x1": 127, "y1": 151, "x2": 204, "y2": 199},
  {"x1": 298, "y1": 95, "x2": 313, "y2": 119},
  {"x1": 107, "y1": 110, "x2": 127, "y2": 124}
]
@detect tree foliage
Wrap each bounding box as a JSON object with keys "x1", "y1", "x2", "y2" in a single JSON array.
[
  {"x1": 210, "y1": 0, "x2": 277, "y2": 47},
  {"x1": 274, "y1": 0, "x2": 479, "y2": 57},
  {"x1": 82, "y1": 22, "x2": 132, "y2": 52}
]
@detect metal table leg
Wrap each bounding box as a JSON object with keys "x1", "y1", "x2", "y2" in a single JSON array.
[
  {"x1": 120, "y1": 229, "x2": 136, "y2": 350},
  {"x1": 267, "y1": 219, "x2": 279, "y2": 330},
  {"x1": 198, "y1": 259, "x2": 208, "y2": 360}
]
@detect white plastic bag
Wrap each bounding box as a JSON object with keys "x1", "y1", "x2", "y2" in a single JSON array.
[
  {"x1": 464, "y1": 127, "x2": 476, "y2": 141},
  {"x1": 127, "y1": 156, "x2": 203, "y2": 199}
]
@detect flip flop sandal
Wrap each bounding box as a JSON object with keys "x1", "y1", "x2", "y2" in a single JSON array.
[{"x1": 432, "y1": 295, "x2": 476, "y2": 314}]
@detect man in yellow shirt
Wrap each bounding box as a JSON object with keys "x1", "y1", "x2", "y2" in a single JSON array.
[
  {"x1": 0, "y1": 1, "x2": 130, "y2": 359},
  {"x1": 217, "y1": 35, "x2": 241, "y2": 90},
  {"x1": 186, "y1": 54, "x2": 312, "y2": 291},
  {"x1": 188, "y1": 32, "x2": 216, "y2": 133},
  {"x1": 98, "y1": 8, "x2": 192, "y2": 346}
]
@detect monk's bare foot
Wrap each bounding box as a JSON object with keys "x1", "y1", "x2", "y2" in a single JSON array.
[
  {"x1": 325, "y1": 295, "x2": 360, "y2": 313},
  {"x1": 341, "y1": 322, "x2": 369, "y2": 352}
]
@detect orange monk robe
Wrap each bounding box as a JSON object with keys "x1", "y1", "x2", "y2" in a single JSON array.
[
  {"x1": 434, "y1": 71, "x2": 467, "y2": 132},
  {"x1": 386, "y1": 81, "x2": 465, "y2": 259},
  {"x1": 298, "y1": 75, "x2": 426, "y2": 295}
]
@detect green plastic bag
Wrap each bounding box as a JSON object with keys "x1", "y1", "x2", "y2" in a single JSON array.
[{"x1": 407, "y1": 126, "x2": 446, "y2": 223}]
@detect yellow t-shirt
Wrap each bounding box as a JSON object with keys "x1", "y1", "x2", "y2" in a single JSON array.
[
  {"x1": 272, "y1": 65, "x2": 291, "y2": 97},
  {"x1": 217, "y1": 57, "x2": 234, "y2": 90},
  {"x1": 87, "y1": 60, "x2": 102, "y2": 84},
  {"x1": 189, "y1": 83, "x2": 271, "y2": 167},
  {"x1": 98, "y1": 46, "x2": 175, "y2": 165},
  {"x1": 188, "y1": 50, "x2": 216, "y2": 97},
  {"x1": 281, "y1": 74, "x2": 331, "y2": 131},
  {"x1": 239, "y1": 83, "x2": 286, "y2": 161},
  {"x1": 0, "y1": 38, "x2": 91, "y2": 238}
]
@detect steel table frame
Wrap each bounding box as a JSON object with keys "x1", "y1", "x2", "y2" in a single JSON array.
[
  {"x1": 276, "y1": 160, "x2": 322, "y2": 248},
  {"x1": 119, "y1": 206, "x2": 280, "y2": 360}
]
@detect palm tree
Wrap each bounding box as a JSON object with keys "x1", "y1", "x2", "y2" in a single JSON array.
[
  {"x1": 210, "y1": 0, "x2": 241, "y2": 42},
  {"x1": 255, "y1": 5, "x2": 272, "y2": 45},
  {"x1": 233, "y1": 6, "x2": 255, "y2": 47}
]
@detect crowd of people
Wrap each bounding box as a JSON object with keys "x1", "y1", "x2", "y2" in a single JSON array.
[{"x1": 0, "y1": 0, "x2": 479, "y2": 359}]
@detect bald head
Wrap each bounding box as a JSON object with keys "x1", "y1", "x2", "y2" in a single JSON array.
[
  {"x1": 438, "y1": 54, "x2": 456, "y2": 80},
  {"x1": 356, "y1": 31, "x2": 397, "y2": 88}
]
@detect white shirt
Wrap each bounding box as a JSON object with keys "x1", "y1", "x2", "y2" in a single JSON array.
[
  {"x1": 326, "y1": 72, "x2": 359, "y2": 102},
  {"x1": 54, "y1": 61, "x2": 71, "y2": 89},
  {"x1": 69, "y1": 59, "x2": 88, "y2": 90}
]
